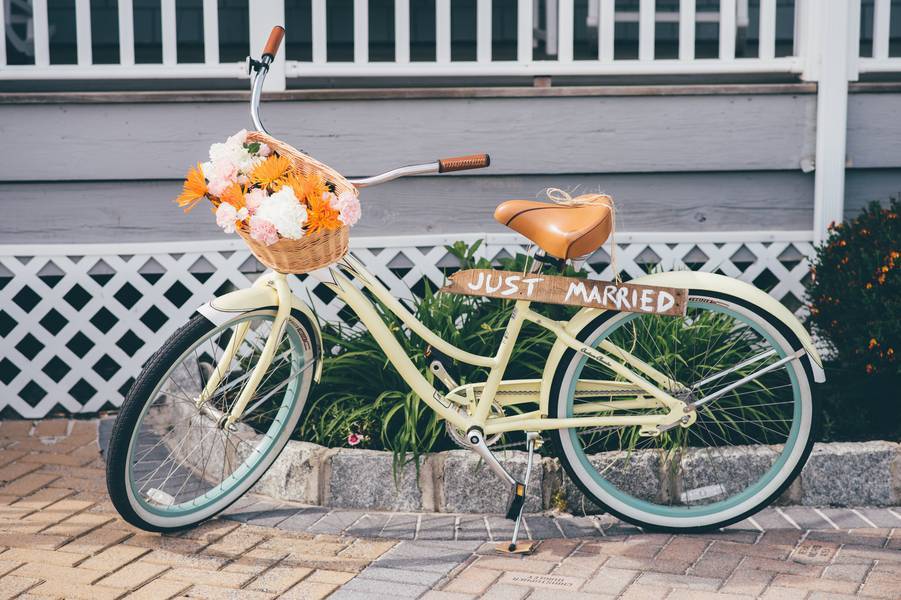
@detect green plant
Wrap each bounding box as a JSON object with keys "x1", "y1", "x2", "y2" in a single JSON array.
[{"x1": 805, "y1": 198, "x2": 900, "y2": 441}]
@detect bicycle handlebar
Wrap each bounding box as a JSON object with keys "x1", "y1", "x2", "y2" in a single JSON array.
[
  {"x1": 438, "y1": 154, "x2": 491, "y2": 173},
  {"x1": 262, "y1": 26, "x2": 285, "y2": 59}
]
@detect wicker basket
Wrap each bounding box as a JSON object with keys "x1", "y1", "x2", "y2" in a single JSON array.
[{"x1": 237, "y1": 131, "x2": 357, "y2": 274}]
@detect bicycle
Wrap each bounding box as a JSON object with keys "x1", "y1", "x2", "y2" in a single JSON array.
[{"x1": 106, "y1": 26, "x2": 826, "y2": 543}]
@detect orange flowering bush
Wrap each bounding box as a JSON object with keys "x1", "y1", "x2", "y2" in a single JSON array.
[
  {"x1": 805, "y1": 198, "x2": 900, "y2": 440},
  {"x1": 175, "y1": 130, "x2": 360, "y2": 246}
]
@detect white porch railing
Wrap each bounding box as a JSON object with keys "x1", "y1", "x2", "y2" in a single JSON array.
[{"x1": 1, "y1": 1, "x2": 897, "y2": 82}]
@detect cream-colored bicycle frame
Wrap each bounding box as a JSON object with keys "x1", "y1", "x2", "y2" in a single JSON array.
[{"x1": 197, "y1": 253, "x2": 694, "y2": 436}]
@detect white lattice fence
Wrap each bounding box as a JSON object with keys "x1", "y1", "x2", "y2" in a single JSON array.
[{"x1": 0, "y1": 232, "x2": 814, "y2": 419}]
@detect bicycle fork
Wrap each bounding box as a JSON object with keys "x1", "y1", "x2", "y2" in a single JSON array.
[
  {"x1": 466, "y1": 427, "x2": 540, "y2": 553},
  {"x1": 196, "y1": 273, "x2": 294, "y2": 427}
]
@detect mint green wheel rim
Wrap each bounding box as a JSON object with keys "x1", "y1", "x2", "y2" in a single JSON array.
[
  {"x1": 126, "y1": 313, "x2": 305, "y2": 518},
  {"x1": 564, "y1": 300, "x2": 803, "y2": 519}
]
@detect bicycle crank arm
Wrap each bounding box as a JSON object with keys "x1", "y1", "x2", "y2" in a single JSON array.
[{"x1": 466, "y1": 428, "x2": 516, "y2": 487}]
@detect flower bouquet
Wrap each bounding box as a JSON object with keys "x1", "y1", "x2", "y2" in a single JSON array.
[{"x1": 176, "y1": 129, "x2": 360, "y2": 273}]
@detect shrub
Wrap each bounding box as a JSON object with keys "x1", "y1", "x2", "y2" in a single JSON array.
[{"x1": 805, "y1": 198, "x2": 900, "y2": 440}]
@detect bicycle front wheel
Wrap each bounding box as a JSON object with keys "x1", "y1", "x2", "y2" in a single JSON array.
[
  {"x1": 106, "y1": 308, "x2": 318, "y2": 532},
  {"x1": 549, "y1": 291, "x2": 815, "y2": 532}
]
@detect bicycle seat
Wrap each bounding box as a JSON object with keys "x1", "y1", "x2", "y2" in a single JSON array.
[{"x1": 494, "y1": 200, "x2": 613, "y2": 260}]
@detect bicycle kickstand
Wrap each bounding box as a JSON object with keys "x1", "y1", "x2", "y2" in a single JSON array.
[
  {"x1": 502, "y1": 431, "x2": 540, "y2": 555},
  {"x1": 464, "y1": 428, "x2": 539, "y2": 554}
]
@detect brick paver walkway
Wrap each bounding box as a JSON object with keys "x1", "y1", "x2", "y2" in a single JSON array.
[
  {"x1": 0, "y1": 417, "x2": 899, "y2": 599},
  {"x1": 0, "y1": 419, "x2": 395, "y2": 599}
]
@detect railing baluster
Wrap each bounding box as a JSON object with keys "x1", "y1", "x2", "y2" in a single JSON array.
[
  {"x1": 679, "y1": 0, "x2": 695, "y2": 61},
  {"x1": 719, "y1": 0, "x2": 736, "y2": 60},
  {"x1": 477, "y1": 0, "x2": 492, "y2": 63},
  {"x1": 250, "y1": 0, "x2": 286, "y2": 90},
  {"x1": 873, "y1": 0, "x2": 891, "y2": 60},
  {"x1": 161, "y1": 0, "x2": 177, "y2": 65},
  {"x1": 312, "y1": 0, "x2": 327, "y2": 64},
  {"x1": 354, "y1": 0, "x2": 369, "y2": 63},
  {"x1": 203, "y1": 0, "x2": 219, "y2": 64},
  {"x1": 517, "y1": 0, "x2": 532, "y2": 63},
  {"x1": 118, "y1": 0, "x2": 135, "y2": 66},
  {"x1": 395, "y1": 0, "x2": 410, "y2": 63},
  {"x1": 436, "y1": 0, "x2": 450, "y2": 63},
  {"x1": 75, "y1": 0, "x2": 92, "y2": 65},
  {"x1": 758, "y1": 0, "x2": 776, "y2": 60},
  {"x1": 638, "y1": 0, "x2": 654, "y2": 61},
  {"x1": 598, "y1": 0, "x2": 614, "y2": 62},
  {"x1": 558, "y1": 0, "x2": 573, "y2": 63},
  {"x1": 545, "y1": 0, "x2": 558, "y2": 56},
  {"x1": 32, "y1": 0, "x2": 50, "y2": 66},
  {"x1": 0, "y1": 0, "x2": 6, "y2": 66}
]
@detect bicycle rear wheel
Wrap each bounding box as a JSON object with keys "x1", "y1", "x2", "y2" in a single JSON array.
[
  {"x1": 549, "y1": 291, "x2": 815, "y2": 531},
  {"x1": 106, "y1": 308, "x2": 317, "y2": 532}
]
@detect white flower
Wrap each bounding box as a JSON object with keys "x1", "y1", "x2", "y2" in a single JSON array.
[
  {"x1": 227, "y1": 129, "x2": 248, "y2": 147},
  {"x1": 208, "y1": 129, "x2": 258, "y2": 177},
  {"x1": 215, "y1": 203, "x2": 238, "y2": 233},
  {"x1": 255, "y1": 186, "x2": 307, "y2": 240}
]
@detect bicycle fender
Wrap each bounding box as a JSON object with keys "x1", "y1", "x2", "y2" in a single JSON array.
[
  {"x1": 538, "y1": 270, "x2": 824, "y2": 416},
  {"x1": 196, "y1": 286, "x2": 324, "y2": 382}
]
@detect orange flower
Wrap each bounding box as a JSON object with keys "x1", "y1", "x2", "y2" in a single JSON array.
[
  {"x1": 869, "y1": 338, "x2": 878, "y2": 349},
  {"x1": 282, "y1": 171, "x2": 327, "y2": 202},
  {"x1": 176, "y1": 163, "x2": 208, "y2": 212},
  {"x1": 251, "y1": 154, "x2": 293, "y2": 190},
  {"x1": 220, "y1": 183, "x2": 246, "y2": 210},
  {"x1": 305, "y1": 193, "x2": 342, "y2": 235}
]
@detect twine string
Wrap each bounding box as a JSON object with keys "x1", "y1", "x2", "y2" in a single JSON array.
[{"x1": 545, "y1": 188, "x2": 620, "y2": 283}]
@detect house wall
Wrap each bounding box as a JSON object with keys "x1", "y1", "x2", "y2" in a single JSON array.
[{"x1": 1, "y1": 84, "x2": 899, "y2": 245}]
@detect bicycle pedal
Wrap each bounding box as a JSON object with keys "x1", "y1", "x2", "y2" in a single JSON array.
[{"x1": 505, "y1": 481, "x2": 527, "y2": 520}]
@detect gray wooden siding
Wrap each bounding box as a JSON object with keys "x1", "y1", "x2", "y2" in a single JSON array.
[
  {"x1": 0, "y1": 171, "x2": 818, "y2": 243},
  {"x1": 1, "y1": 88, "x2": 898, "y2": 244},
  {"x1": 0, "y1": 92, "x2": 817, "y2": 181}
]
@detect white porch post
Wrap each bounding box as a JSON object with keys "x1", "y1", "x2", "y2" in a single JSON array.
[
  {"x1": 249, "y1": 0, "x2": 287, "y2": 91},
  {"x1": 804, "y1": 0, "x2": 858, "y2": 244}
]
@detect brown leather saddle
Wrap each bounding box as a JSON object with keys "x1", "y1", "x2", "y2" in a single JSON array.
[{"x1": 494, "y1": 200, "x2": 613, "y2": 260}]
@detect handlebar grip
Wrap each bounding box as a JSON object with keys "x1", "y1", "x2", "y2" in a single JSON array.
[
  {"x1": 438, "y1": 153, "x2": 491, "y2": 173},
  {"x1": 262, "y1": 26, "x2": 285, "y2": 58}
]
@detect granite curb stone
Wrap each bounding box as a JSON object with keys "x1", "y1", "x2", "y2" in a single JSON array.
[
  {"x1": 247, "y1": 436, "x2": 901, "y2": 513},
  {"x1": 98, "y1": 418, "x2": 901, "y2": 513}
]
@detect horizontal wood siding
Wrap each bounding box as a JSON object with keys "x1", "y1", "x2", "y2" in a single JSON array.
[
  {"x1": 846, "y1": 93, "x2": 901, "y2": 169},
  {"x1": 1, "y1": 90, "x2": 898, "y2": 244},
  {"x1": 0, "y1": 170, "x2": 817, "y2": 243},
  {"x1": 0, "y1": 93, "x2": 817, "y2": 181}
]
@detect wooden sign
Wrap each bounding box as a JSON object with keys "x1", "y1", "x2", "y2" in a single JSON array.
[{"x1": 441, "y1": 269, "x2": 687, "y2": 316}]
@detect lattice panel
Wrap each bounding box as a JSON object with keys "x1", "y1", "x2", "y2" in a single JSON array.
[{"x1": 0, "y1": 233, "x2": 814, "y2": 418}]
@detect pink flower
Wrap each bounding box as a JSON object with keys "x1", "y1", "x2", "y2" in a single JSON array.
[
  {"x1": 333, "y1": 192, "x2": 362, "y2": 227},
  {"x1": 249, "y1": 215, "x2": 279, "y2": 246},
  {"x1": 347, "y1": 433, "x2": 362, "y2": 446},
  {"x1": 258, "y1": 143, "x2": 272, "y2": 157},
  {"x1": 245, "y1": 188, "x2": 269, "y2": 213},
  {"x1": 204, "y1": 160, "x2": 240, "y2": 197}
]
